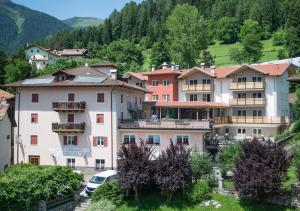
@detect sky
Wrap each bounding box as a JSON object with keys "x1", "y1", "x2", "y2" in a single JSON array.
[{"x1": 12, "y1": 0, "x2": 143, "y2": 20}]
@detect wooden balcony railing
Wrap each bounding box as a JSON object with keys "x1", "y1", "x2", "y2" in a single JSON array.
[
  {"x1": 52, "y1": 122, "x2": 85, "y2": 133},
  {"x1": 214, "y1": 116, "x2": 289, "y2": 124},
  {"x1": 52, "y1": 102, "x2": 86, "y2": 112},
  {"x1": 119, "y1": 119, "x2": 211, "y2": 130},
  {"x1": 229, "y1": 98, "x2": 265, "y2": 106},
  {"x1": 182, "y1": 84, "x2": 214, "y2": 92},
  {"x1": 229, "y1": 82, "x2": 265, "y2": 90}
]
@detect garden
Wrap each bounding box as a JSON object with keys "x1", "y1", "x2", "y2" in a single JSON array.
[{"x1": 88, "y1": 140, "x2": 298, "y2": 211}]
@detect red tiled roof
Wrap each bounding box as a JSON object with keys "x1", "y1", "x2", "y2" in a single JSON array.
[
  {"x1": 0, "y1": 89, "x2": 14, "y2": 99},
  {"x1": 251, "y1": 63, "x2": 291, "y2": 76},
  {"x1": 152, "y1": 101, "x2": 229, "y2": 108},
  {"x1": 142, "y1": 68, "x2": 183, "y2": 75}
]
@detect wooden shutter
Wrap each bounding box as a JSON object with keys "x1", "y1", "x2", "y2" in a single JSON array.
[
  {"x1": 63, "y1": 136, "x2": 67, "y2": 145},
  {"x1": 97, "y1": 93, "x2": 104, "y2": 102},
  {"x1": 93, "y1": 137, "x2": 97, "y2": 146},
  {"x1": 31, "y1": 114, "x2": 38, "y2": 123},
  {"x1": 68, "y1": 114, "x2": 74, "y2": 123},
  {"x1": 97, "y1": 114, "x2": 104, "y2": 123},
  {"x1": 31, "y1": 135, "x2": 37, "y2": 145},
  {"x1": 73, "y1": 136, "x2": 78, "y2": 145},
  {"x1": 32, "y1": 94, "x2": 39, "y2": 103},
  {"x1": 68, "y1": 93, "x2": 75, "y2": 102},
  {"x1": 104, "y1": 137, "x2": 108, "y2": 146}
]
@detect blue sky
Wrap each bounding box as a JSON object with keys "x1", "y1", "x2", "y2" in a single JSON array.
[{"x1": 12, "y1": 0, "x2": 143, "y2": 20}]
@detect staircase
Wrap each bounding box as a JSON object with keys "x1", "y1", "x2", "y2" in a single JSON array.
[{"x1": 74, "y1": 196, "x2": 91, "y2": 211}]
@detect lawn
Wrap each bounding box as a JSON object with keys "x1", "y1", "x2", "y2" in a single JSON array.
[
  {"x1": 118, "y1": 192, "x2": 294, "y2": 211},
  {"x1": 208, "y1": 38, "x2": 284, "y2": 66}
]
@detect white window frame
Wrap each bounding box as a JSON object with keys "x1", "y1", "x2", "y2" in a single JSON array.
[
  {"x1": 175, "y1": 135, "x2": 190, "y2": 145},
  {"x1": 253, "y1": 110, "x2": 262, "y2": 116},
  {"x1": 202, "y1": 79, "x2": 211, "y2": 84},
  {"x1": 238, "y1": 93, "x2": 246, "y2": 99},
  {"x1": 190, "y1": 94, "x2": 197, "y2": 102},
  {"x1": 253, "y1": 128, "x2": 262, "y2": 137},
  {"x1": 163, "y1": 94, "x2": 170, "y2": 101},
  {"x1": 189, "y1": 79, "x2": 198, "y2": 85},
  {"x1": 163, "y1": 80, "x2": 169, "y2": 86},
  {"x1": 95, "y1": 136, "x2": 105, "y2": 146},
  {"x1": 147, "y1": 135, "x2": 160, "y2": 145},
  {"x1": 237, "y1": 77, "x2": 247, "y2": 83},
  {"x1": 95, "y1": 159, "x2": 105, "y2": 170},
  {"x1": 67, "y1": 158, "x2": 75, "y2": 168},
  {"x1": 237, "y1": 128, "x2": 246, "y2": 134},
  {"x1": 66, "y1": 136, "x2": 76, "y2": 146},
  {"x1": 152, "y1": 80, "x2": 158, "y2": 87},
  {"x1": 203, "y1": 94, "x2": 211, "y2": 102},
  {"x1": 152, "y1": 94, "x2": 158, "y2": 101},
  {"x1": 123, "y1": 134, "x2": 136, "y2": 144}
]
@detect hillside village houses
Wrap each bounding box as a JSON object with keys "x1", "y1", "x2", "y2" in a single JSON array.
[
  {"x1": 3, "y1": 61, "x2": 294, "y2": 172},
  {"x1": 25, "y1": 45, "x2": 88, "y2": 70},
  {"x1": 0, "y1": 90, "x2": 16, "y2": 172}
]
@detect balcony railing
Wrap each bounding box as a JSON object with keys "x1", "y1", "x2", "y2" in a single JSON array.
[
  {"x1": 52, "y1": 102, "x2": 86, "y2": 112},
  {"x1": 182, "y1": 84, "x2": 214, "y2": 92},
  {"x1": 119, "y1": 119, "x2": 211, "y2": 130},
  {"x1": 52, "y1": 122, "x2": 85, "y2": 133},
  {"x1": 229, "y1": 82, "x2": 265, "y2": 90},
  {"x1": 214, "y1": 116, "x2": 289, "y2": 124},
  {"x1": 229, "y1": 98, "x2": 265, "y2": 106}
]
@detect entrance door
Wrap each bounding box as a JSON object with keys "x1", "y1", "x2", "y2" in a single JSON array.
[{"x1": 29, "y1": 155, "x2": 40, "y2": 165}]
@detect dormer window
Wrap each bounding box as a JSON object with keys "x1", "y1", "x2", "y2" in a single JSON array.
[{"x1": 57, "y1": 75, "x2": 65, "y2": 81}]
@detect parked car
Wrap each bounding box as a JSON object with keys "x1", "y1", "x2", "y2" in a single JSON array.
[{"x1": 85, "y1": 170, "x2": 117, "y2": 195}]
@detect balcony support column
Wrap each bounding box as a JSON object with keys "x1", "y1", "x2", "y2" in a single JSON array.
[
  {"x1": 196, "y1": 111, "x2": 199, "y2": 120},
  {"x1": 159, "y1": 107, "x2": 162, "y2": 120},
  {"x1": 177, "y1": 107, "x2": 180, "y2": 120}
]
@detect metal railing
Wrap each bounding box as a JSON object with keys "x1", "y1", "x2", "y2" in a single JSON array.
[
  {"x1": 182, "y1": 84, "x2": 214, "y2": 92},
  {"x1": 52, "y1": 122, "x2": 85, "y2": 133},
  {"x1": 52, "y1": 102, "x2": 86, "y2": 111},
  {"x1": 229, "y1": 82, "x2": 265, "y2": 90},
  {"x1": 229, "y1": 98, "x2": 265, "y2": 106},
  {"x1": 214, "y1": 116, "x2": 289, "y2": 124}
]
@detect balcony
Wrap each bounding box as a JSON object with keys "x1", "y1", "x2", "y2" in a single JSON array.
[
  {"x1": 182, "y1": 84, "x2": 214, "y2": 92},
  {"x1": 52, "y1": 122, "x2": 85, "y2": 133},
  {"x1": 119, "y1": 119, "x2": 211, "y2": 130},
  {"x1": 229, "y1": 82, "x2": 265, "y2": 91},
  {"x1": 214, "y1": 116, "x2": 289, "y2": 124},
  {"x1": 229, "y1": 98, "x2": 265, "y2": 106},
  {"x1": 52, "y1": 102, "x2": 86, "y2": 112}
]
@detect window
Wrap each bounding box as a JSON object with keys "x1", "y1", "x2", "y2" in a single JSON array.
[
  {"x1": 29, "y1": 155, "x2": 40, "y2": 165},
  {"x1": 176, "y1": 135, "x2": 189, "y2": 145},
  {"x1": 96, "y1": 114, "x2": 104, "y2": 124},
  {"x1": 68, "y1": 93, "x2": 75, "y2": 101},
  {"x1": 31, "y1": 135, "x2": 38, "y2": 145},
  {"x1": 190, "y1": 94, "x2": 197, "y2": 102},
  {"x1": 68, "y1": 114, "x2": 75, "y2": 123},
  {"x1": 253, "y1": 77, "x2": 262, "y2": 82},
  {"x1": 238, "y1": 110, "x2": 246, "y2": 116},
  {"x1": 202, "y1": 79, "x2": 211, "y2": 84},
  {"x1": 136, "y1": 82, "x2": 143, "y2": 87},
  {"x1": 163, "y1": 80, "x2": 169, "y2": 86},
  {"x1": 123, "y1": 135, "x2": 135, "y2": 144},
  {"x1": 163, "y1": 94, "x2": 170, "y2": 101},
  {"x1": 37, "y1": 49, "x2": 39, "y2": 53},
  {"x1": 147, "y1": 135, "x2": 160, "y2": 145},
  {"x1": 121, "y1": 94, "x2": 123, "y2": 103},
  {"x1": 253, "y1": 110, "x2": 262, "y2": 116},
  {"x1": 135, "y1": 96, "x2": 138, "y2": 104},
  {"x1": 32, "y1": 93, "x2": 39, "y2": 103},
  {"x1": 63, "y1": 136, "x2": 78, "y2": 145},
  {"x1": 237, "y1": 128, "x2": 246, "y2": 134},
  {"x1": 97, "y1": 93, "x2": 104, "y2": 103},
  {"x1": 237, "y1": 77, "x2": 247, "y2": 83},
  {"x1": 31, "y1": 113, "x2": 38, "y2": 123},
  {"x1": 152, "y1": 95, "x2": 158, "y2": 101},
  {"x1": 253, "y1": 128, "x2": 262, "y2": 136},
  {"x1": 95, "y1": 159, "x2": 105, "y2": 170},
  {"x1": 93, "y1": 136, "x2": 108, "y2": 146},
  {"x1": 67, "y1": 158, "x2": 75, "y2": 168},
  {"x1": 253, "y1": 93, "x2": 262, "y2": 98},
  {"x1": 203, "y1": 94, "x2": 211, "y2": 102},
  {"x1": 238, "y1": 93, "x2": 246, "y2": 99},
  {"x1": 152, "y1": 80, "x2": 158, "y2": 87},
  {"x1": 139, "y1": 97, "x2": 142, "y2": 105},
  {"x1": 31, "y1": 50, "x2": 33, "y2": 53},
  {"x1": 189, "y1": 79, "x2": 198, "y2": 85}
]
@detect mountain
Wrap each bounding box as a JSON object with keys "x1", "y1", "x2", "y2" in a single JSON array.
[
  {"x1": 63, "y1": 17, "x2": 103, "y2": 28},
  {"x1": 0, "y1": 0, "x2": 70, "y2": 53}
]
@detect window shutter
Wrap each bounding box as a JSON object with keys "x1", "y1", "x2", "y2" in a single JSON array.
[
  {"x1": 73, "y1": 136, "x2": 78, "y2": 145},
  {"x1": 63, "y1": 136, "x2": 67, "y2": 145},
  {"x1": 97, "y1": 93, "x2": 104, "y2": 102},
  {"x1": 68, "y1": 93, "x2": 75, "y2": 102},
  {"x1": 104, "y1": 137, "x2": 108, "y2": 146},
  {"x1": 93, "y1": 137, "x2": 97, "y2": 147},
  {"x1": 68, "y1": 114, "x2": 74, "y2": 123},
  {"x1": 31, "y1": 135, "x2": 37, "y2": 145}
]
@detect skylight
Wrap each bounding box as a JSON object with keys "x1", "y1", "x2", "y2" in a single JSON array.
[
  {"x1": 73, "y1": 76, "x2": 105, "y2": 83},
  {"x1": 22, "y1": 78, "x2": 55, "y2": 85}
]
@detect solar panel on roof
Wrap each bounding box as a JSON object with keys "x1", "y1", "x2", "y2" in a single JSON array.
[
  {"x1": 22, "y1": 78, "x2": 54, "y2": 85},
  {"x1": 73, "y1": 76, "x2": 105, "y2": 83}
]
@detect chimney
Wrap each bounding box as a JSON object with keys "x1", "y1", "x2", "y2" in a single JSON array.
[
  {"x1": 151, "y1": 65, "x2": 156, "y2": 72},
  {"x1": 162, "y1": 62, "x2": 168, "y2": 69},
  {"x1": 210, "y1": 66, "x2": 216, "y2": 75},
  {"x1": 171, "y1": 64, "x2": 175, "y2": 70},
  {"x1": 175, "y1": 65, "x2": 180, "y2": 70},
  {"x1": 85, "y1": 63, "x2": 89, "y2": 67},
  {"x1": 200, "y1": 63, "x2": 205, "y2": 69},
  {"x1": 110, "y1": 69, "x2": 117, "y2": 79}
]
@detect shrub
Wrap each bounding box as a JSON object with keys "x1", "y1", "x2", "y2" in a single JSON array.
[
  {"x1": 92, "y1": 182, "x2": 124, "y2": 206},
  {"x1": 292, "y1": 119, "x2": 300, "y2": 133},
  {"x1": 185, "y1": 180, "x2": 211, "y2": 203},
  {"x1": 0, "y1": 164, "x2": 83, "y2": 210},
  {"x1": 189, "y1": 152, "x2": 213, "y2": 180},
  {"x1": 216, "y1": 142, "x2": 241, "y2": 175},
  {"x1": 292, "y1": 145, "x2": 300, "y2": 167},
  {"x1": 297, "y1": 164, "x2": 300, "y2": 181},
  {"x1": 274, "y1": 129, "x2": 291, "y2": 141},
  {"x1": 87, "y1": 199, "x2": 116, "y2": 211},
  {"x1": 233, "y1": 140, "x2": 289, "y2": 201},
  {"x1": 273, "y1": 28, "x2": 286, "y2": 46}
]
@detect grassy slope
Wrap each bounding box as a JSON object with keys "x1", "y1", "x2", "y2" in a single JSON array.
[
  {"x1": 118, "y1": 192, "x2": 294, "y2": 211},
  {"x1": 63, "y1": 17, "x2": 103, "y2": 28},
  {"x1": 208, "y1": 38, "x2": 284, "y2": 66}
]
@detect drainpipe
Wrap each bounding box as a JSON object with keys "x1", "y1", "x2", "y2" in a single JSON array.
[
  {"x1": 110, "y1": 88, "x2": 114, "y2": 169},
  {"x1": 16, "y1": 91, "x2": 20, "y2": 164}
]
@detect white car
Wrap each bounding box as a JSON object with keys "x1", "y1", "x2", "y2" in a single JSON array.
[{"x1": 85, "y1": 170, "x2": 117, "y2": 195}]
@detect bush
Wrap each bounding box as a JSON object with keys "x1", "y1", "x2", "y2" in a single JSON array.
[
  {"x1": 274, "y1": 129, "x2": 291, "y2": 141},
  {"x1": 185, "y1": 180, "x2": 211, "y2": 203},
  {"x1": 92, "y1": 182, "x2": 124, "y2": 206},
  {"x1": 292, "y1": 119, "x2": 300, "y2": 133},
  {"x1": 273, "y1": 28, "x2": 286, "y2": 46},
  {"x1": 87, "y1": 199, "x2": 116, "y2": 211},
  {"x1": 0, "y1": 164, "x2": 83, "y2": 210},
  {"x1": 189, "y1": 152, "x2": 213, "y2": 180},
  {"x1": 216, "y1": 142, "x2": 241, "y2": 175},
  {"x1": 292, "y1": 145, "x2": 300, "y2": 167}
]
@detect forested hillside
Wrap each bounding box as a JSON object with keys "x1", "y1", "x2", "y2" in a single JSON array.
[
  {"x1": 33, "y1": 0, "x2": 300, "y2": 72},
  {"x1": 0, "y1": 0, "x2": 70, "y2": 52}
]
